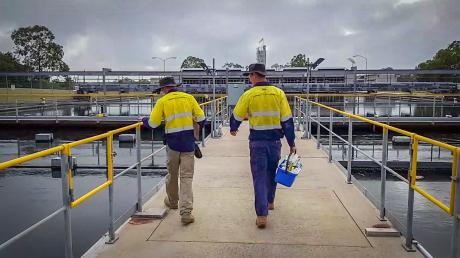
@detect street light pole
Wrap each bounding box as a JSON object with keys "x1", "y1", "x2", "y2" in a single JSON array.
[
  {"x1": 152, "y1": 56, "x2": 176, "y2": 76},
  {"x1": 102, "y1": 68, "x2": 112, "y2": 114},
  {"x1": 353, "y1": 55, "x2": 368, "y2": 88}
]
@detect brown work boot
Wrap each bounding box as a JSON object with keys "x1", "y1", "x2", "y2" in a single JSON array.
[
  {"x1": 181, "y1": 213, "x2": 195, "y2": 225},
  {"x1": 164, "y1": 196, "x2": 178, "y2": 209},
  {"x1": 256, "y1": 216, "x2": 267, "y2": 228},
  {"x1": 268, "y1": 203, "x2": 275, "y2": 210}
]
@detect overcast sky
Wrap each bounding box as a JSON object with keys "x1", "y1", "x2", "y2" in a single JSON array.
[{"x1": 0, "y1": 0, "x2": 459, "y2": 71}]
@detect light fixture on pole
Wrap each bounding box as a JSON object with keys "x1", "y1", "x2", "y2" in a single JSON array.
[
  {"x1": 152, "y1": 56, "x2": 176, "y2": 74},
  {"x1": 304, "y1": 58, "x2": 325, "y2": 96}
]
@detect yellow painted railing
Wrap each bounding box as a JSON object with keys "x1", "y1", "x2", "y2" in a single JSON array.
[
  {"x1": 296, "y1": 96, "x2": 459, "y2": 215},
  {"x1": 0, "y1": 122, "x2": 142, "y2": 208},
  {"x1": 0, "y1": 96, "x2": 226, "y2": 208}
]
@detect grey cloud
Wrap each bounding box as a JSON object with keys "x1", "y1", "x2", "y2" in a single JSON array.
[{"x1": 0, "y1": 0, "x2": 458, "y2": 70}]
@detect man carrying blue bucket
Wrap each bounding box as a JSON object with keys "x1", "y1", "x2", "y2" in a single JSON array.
[{"x1": 230, "y1": 63, "x2": 296, "y2": 228}]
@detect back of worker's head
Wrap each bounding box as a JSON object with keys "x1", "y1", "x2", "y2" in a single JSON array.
[{"x1": 244, "y1": 63, "x2": 267, "y2": 85}]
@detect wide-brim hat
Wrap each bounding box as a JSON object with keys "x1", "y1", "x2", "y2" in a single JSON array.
[
  {"x1": 159, "y1": 77, "x2": 182, "y2": 88},
  {"x1": 243, "y1": 63, "x2": 266, "y2": 76}
]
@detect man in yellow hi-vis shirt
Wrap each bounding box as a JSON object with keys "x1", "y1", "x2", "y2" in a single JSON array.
[
  {"x1": 143, "y1": 77, "x2": 205, "y2": 225},
  {"x1": 230, "y1": 63, "x2": 296, "y2": 228}
]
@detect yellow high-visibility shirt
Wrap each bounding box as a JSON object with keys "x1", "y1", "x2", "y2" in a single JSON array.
[
  {"x1": 233, "y1": 85, "x2": 292, "y2": 130},
  {"x1": 148, "y1": 91, "x2": 205, "y2": 134}
]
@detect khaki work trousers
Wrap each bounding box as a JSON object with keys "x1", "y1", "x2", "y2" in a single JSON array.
[{"x1": 166, "y1": 146, "x2": 195, "y2": 215}]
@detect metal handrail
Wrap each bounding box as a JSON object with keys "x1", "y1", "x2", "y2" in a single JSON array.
[
  {"x1": 0, "y1": 96, "x2": 228, "y2": 258},
  {"x1": 294, "y1": 96, "x2": 460, "y2": 257}
]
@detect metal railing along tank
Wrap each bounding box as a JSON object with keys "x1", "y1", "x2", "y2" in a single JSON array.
[
  {"x1": 0, "y1": 97, "x2": 227, "y2": 258},
  {"x1": 293, "y1": 96, "x2": 460, "y2": 258}
]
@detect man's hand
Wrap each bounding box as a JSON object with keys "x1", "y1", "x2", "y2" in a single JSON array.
[
  {"x1": 290, "y1": 146, "x2": 297, "y2": 154},
  {"x1": 230, "y1": 131, "x2": 238, "y2": 136}
]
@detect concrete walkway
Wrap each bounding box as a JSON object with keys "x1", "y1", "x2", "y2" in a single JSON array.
[{"x1": 92, "y1": 123, "x2": 421, "y2": 258}]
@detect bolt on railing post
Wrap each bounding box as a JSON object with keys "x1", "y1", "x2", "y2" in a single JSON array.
[
  {"x1": 450, "y1": 152, "x2": 460, "y2": 258},
  {"x1": 347, "y1": 117, "x2": 353, "y2": 184},
  {"x1": 136, "y1": 125, "x2": 142, "y2": 212},
  {"x1": 60, "y1": 148, "x2": 73, "y2": 258},
  {"x1": 328, "y1": 110, "x2": 333, "y2": 162},
  {"x1": 316, "y1": 105, "x2": 321, "y2": 149},
  {"x1": 404, "y1": 138, "x2": 416, "y2": 252},
  {"x1": 380, "y1": 128, "x2": 389, "y2": 220}
]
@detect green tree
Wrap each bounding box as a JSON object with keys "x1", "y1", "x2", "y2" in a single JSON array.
[
  {"x1": 0, "y1": 51, "x2": 30, "y2": 71},
  {"x1": 222, "y1": 62, "x2": 243, "y2": 69},
  {"x1": 287, "y1": 54, "x2": 308, "y2": 67},
  {"x1": 416, "y1": 41, "x2": 460, "y2": 82},
  {"x1": 11, "y1": 25, "x2": 69, "y2": 71},
  {"x1": 271, "y1": 63, "x2": 286, "y2": 70},
  {"x1": 181, "y1": 56, "x2": 205, "y2": 68}
]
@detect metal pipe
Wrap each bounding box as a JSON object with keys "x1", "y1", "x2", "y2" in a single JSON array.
[
  {"x1": 107, "y1": 136, "x2": 116, "y2": 243},
  {"x1": 61, "y1": 150, "x2": 73, "y2": 258},
  {"x1": 302, "y1": 99, "x2": 308, "y2": 138},
  {"x1": 316, "y1": 105, "x2": 320, "y2": 149},
  {"x1": 328, "y1": 110, "x2": 333, "y2": 162},
  {"x1": 405, "y1": 138, "x2": 416, "y2": 251},
  {"x1": 136, "y1": 126, "x2": 142, "y2": 212},
  {"x1": 450, "y1": 153, "x2": 460, "y2": 258},
  {"x1": 307, "y1": 100, "x2": 312, "y2": 139},
  {"x1": 347, "y1": 117, "x2": 353, "y2": 184},
  {"x1": 380, "y1": 128, "x2": 388, "y2": 220}
]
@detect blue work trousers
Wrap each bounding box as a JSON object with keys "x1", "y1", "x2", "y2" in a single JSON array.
[{"x1": 249, "y1": 140, "x2": 282, "y2": 216}]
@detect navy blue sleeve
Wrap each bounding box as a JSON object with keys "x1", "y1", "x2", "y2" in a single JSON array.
[
  {"x1": 142, "y1": 116, "x2": 154, "y2": 130},
  {"x1": 197, "y1": 119, "x2": 206, "y2": 129},
  {"x1": 230, "y1": 114, "x2": 242, "y2": 132},
  {"x1": 281, "y1": 118, "x2": 295, "y2": 147}
]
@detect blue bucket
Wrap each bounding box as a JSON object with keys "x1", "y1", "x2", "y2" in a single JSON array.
[{"x1": 275, "y1": 166, "x2": 298, "y2": 187}]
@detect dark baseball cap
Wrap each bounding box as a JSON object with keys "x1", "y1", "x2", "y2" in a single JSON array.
[
  {"x1": 159, "y1": 77, "x2": 181, "y2": 88},
  {"x1": 243, "y1": 63, "x2": 266, "y2": 76}
]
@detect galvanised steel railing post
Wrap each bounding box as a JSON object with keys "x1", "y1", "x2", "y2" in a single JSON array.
[
  {"x1": 328, "y1": 110, "x2": 333, "y2": 162},
  {"x1": 106, "y1": 134, "x2": 117, "y2": 243},
  {"x1": 404, "y1": 138, "x2": 417, "y2": 252},
  {"x1": 450, "y1": 151, "x2": 460, "y2": 258},
  {"x1": 60, "y1": 146, "x2": 73, "y2": 258},
  {"x1": 316, "y1": 105, "x2": 321, "y2": 149},
  {"x1": 211, "y1": 101, "x2": 216, "y2": 138},
  {"x1": 302, "y1": 99, "x2": 308, "y2": 139},
  {"x1": 347, "y1": 117, "x2": 353, "y2": 184},
  {"x1": 15, "y1": 100, "x2": 18, "y2": 122},
  {"x1": 380, "y1": 128, "x2": 389, "y2": 220},
  {"x1": 137, "y1": 96, "x2": 140, "y2": 116},
  {"x1": 308, "y1": 101, "x2": 312, "y2": 139},
  {"x1": 136, "y1": 126, "x2": 142, "y2": 212},
  {"x1": 294, "y1": 97, "x2": 299, "y2": 131}
]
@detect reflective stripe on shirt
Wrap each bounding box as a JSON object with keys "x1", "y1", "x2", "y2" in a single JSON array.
[
  {"x1": 249, "y1": 124, "x2": 282, "y2": 130},
  {"x1": 165, "y1": 112, "x2": 193, "y2": 122},
  {"x1": 251, "y1": 111, "x2": 281, "y2": 117},
  {"x1": 165, "y1": 125, "x2": 194, "y2": 134}
]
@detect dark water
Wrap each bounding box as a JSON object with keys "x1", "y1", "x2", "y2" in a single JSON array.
[
  {"x1": 0, "y1": 138, "x2": 166, "y2": 258},
  {"x1": 356, "y1": 178, "x2": 454, "y2": 258}
]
